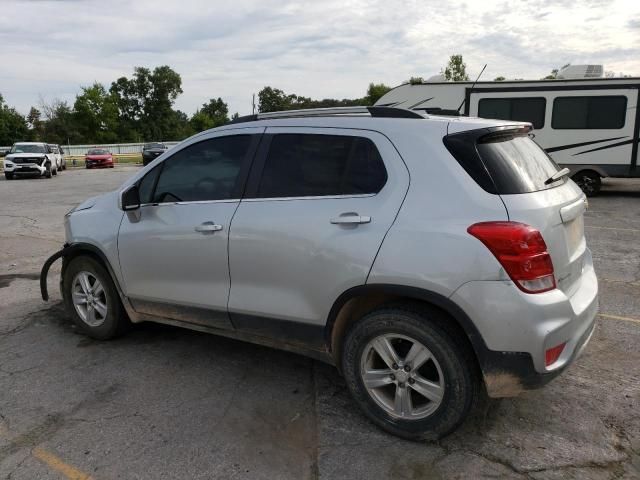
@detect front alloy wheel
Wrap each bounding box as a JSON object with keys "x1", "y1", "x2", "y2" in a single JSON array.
[
  {"x1": 71, "y1": 271, "x2": 108, "y2": 327},
  {"x1": 361, "y1": 334, "x2": 445, "y2": 419},
  {"x1": 63, "y1": 255, "x2": 130, "y2": 339}
]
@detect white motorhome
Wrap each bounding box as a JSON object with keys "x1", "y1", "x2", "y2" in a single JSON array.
[{"x1": 376, "y1": 66, "x2": 639, "y2": 196}]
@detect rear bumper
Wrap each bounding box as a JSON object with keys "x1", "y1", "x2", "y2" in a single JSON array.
[
  {"x1": 451, "y1": 249, "x2": 599, "y2": 397},
  {"x1": 477, "y1": 315, "x2": 596, "y2": 397}
]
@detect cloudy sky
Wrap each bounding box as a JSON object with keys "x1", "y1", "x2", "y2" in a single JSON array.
[{"x1": 1, "y1": 0, "x2": 638, "y2": 116}]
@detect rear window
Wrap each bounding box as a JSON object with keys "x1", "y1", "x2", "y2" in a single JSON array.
[{"x1": 444, "y1": 129, "x2": 564, "y2": 194}]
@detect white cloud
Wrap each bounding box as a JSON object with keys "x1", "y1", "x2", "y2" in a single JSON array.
[{"x1": 0, "y1": 0, "x2": 638, "y2": 116}]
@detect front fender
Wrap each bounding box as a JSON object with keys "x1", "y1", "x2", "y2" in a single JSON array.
[{"x1": 40, "y1": 243, "x2": 125, "y2": 301}]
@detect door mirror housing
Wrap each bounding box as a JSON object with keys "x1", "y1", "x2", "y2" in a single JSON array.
[{"x1": 121, "y1": 185, "x2": 141, "y2": 211}]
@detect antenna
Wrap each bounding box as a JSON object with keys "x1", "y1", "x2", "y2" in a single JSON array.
[{"x1": 456, "y1": 64, "x2": 487, "y2": 113}]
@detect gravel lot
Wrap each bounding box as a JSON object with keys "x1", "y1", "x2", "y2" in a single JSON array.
[{"x1": 0, "y1": 167, "x2": 639, "y2": 479}]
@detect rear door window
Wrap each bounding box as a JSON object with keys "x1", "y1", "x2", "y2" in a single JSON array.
[{"x1": 256, "y1": 134, "x2": 387, "y2": 198}]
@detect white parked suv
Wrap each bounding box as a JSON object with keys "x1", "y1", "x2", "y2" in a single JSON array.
[
  {"x1": 41, "y1": 107, "x2": 598, "y2": 439},
  {"x1": 49, "y1": 144, "x2": 67, "y2": 171},
  {"x1": 4, "y1": 142, "x2": 58, "y2": 179}
]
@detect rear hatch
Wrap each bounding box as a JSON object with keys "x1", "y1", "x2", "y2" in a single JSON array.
[{"x1": 445, "y1": 126, "x2": 588, "y2": 296}]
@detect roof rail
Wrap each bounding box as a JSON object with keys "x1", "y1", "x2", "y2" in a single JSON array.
[{"x1": 228, "y1": 106, "x2": 424, "y2": 124}]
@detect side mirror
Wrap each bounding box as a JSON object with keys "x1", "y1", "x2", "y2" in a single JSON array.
[{"x1": 120, "y1": 185, "x2": 141, "y2": 211}]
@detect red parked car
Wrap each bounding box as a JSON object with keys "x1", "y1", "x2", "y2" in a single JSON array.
[{"x1": 85, "y1": 148, "x2": 114, "y2": 169}]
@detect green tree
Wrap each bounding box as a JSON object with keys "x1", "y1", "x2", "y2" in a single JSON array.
[
  {"x1": 73, "y1": 83, "x2": 119, "y2": 143},
  {"x1": 110, "y1": 66, "x2": 183, "y2": 141},
  {"x1": 26, "y1": 107, "x2": 44, "y2": 140},
  {"x1": 40, "y1": 99, "x2": 80, "y2": 145},
  {"x1": 543, "y1": 63, "x2": 570, "y2": 80},
  {"x1": 493, "y1": 76, "x2": 506, "y2": 81},
  {"x1": 365, "y1": 83, "x2": 392, "y2": 104},
  {"x1": 189, "y1": 97, "x2": 230, "y2": 132},
  {"x1": 257, "y1": 87, "x2": 296, "y2": 113},
  {"x1": 442, "y1": 54, "x2": 470, "y2": 81},
  {"x1": 0, "y1": 94, "x2": 29, "y2": 145}
]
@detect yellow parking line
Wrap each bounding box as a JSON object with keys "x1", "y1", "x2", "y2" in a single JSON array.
[
  {"x1": 33, "y1": 447, "x2": 94, "y2": 480},
  {"x1": 585, "y1": 225, "x2": 640, "y2": 233},
  {"x1": 601, "y1": 278, "x2": 640, "y2": 288},
  {"x1": 599, "y1": 313, "x2": 640, "y2": 324}
]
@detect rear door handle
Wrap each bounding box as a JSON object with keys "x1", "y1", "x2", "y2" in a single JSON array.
[
  {"x1": 330, "y1": 214, "x2": 371, "y2": 225},
  {"x1": 194, "y1": 222, "x2": 223, "y2": 233}
]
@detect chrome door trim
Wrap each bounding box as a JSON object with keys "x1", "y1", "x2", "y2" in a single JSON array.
[
  {"x1": 241, "y1": 193, "x2": 376, "y2": 203},
  {"x1": 139, "y1": 199, "x2": 241, "y2": 208}
]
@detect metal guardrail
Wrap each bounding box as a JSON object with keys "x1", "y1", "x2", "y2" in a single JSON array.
[{"x1": 0, "y1": 141, "x2": 180, "y2": 156}]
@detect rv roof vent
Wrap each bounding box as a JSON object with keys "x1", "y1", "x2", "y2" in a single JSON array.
[
  {"x1": 426, "y1": 74, "x2": 447, "y2": 82},
  {"x1": 557, "y1": 64, "x2": 603, "y2": 79}
]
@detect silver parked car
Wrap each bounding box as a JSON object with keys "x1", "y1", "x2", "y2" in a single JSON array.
[{"x1": 41, "y1": 106, "x2": 598, "y2": 440}]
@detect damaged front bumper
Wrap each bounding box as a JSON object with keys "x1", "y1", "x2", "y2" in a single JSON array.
[{"x1": 40, "y1": 244, "x2": 73, "y2": 301}]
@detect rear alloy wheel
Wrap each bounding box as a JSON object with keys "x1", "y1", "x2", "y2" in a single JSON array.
[
  {"x1": 572, "y1": 170, "x2": 601, "y2": 197},
  {"x1": 341, "y1": 305, "x2": 477, "y2": 440},
  {"x1": 361, "y1": 334, "x2": 445, "y2": 420}
]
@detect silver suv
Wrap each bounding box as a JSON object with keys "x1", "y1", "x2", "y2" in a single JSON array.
[{"x1": 41, "y1": 107, "x2": 598, "y2": 440}]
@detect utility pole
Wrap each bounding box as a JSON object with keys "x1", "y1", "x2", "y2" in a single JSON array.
[{"x1": 252, "y1": 94, "x2": 256, "y2": 115}]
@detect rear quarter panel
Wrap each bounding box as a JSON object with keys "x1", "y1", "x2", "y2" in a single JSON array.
[{"x1": 368, "y1": 122, "x2": 510, "y2": 295}]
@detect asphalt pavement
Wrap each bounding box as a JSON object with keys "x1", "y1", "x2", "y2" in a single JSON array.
[{"x1": 0, "y1": 167, "x2": 638, "y2": 479}]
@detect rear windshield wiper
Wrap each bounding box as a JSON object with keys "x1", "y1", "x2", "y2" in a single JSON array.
[{"x1": 544, "y1": 167, "x2": 571, "y2": 185}]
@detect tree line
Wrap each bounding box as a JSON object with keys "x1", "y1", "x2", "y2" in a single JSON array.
[{"x1": 3, "y1": 55, "x2": 615, "y2": 146}]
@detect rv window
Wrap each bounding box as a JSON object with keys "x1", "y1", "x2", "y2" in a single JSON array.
[
  {"x1": 552, "y1": 96, "x2": 627, "y2": 129},
  {"x1": 478, "y1": 98, "x2": 546, "y2": 129}
]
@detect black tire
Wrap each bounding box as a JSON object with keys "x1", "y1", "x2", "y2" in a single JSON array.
[
  {"x1": 52, "y1": 167, "x2": 57, "y2": 176},
  {"x1": 45, "y1": 164, "x2": 52, "y2": 178},
  {"x1": 572, "y1": 170, "x2": 601, "y2": 197},
  {"x1": 63, "y1": 256, "x2": 130, "y2": 340},
  {"x1": 4, "y1": 172, "x2": 13, "y2": 180},
  {"x1": 341, "y1": 304, "x2": 477, "y2": 441}
]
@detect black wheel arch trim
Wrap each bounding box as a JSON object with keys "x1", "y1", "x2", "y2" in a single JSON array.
[
  {"x1": 40, "y1": 242, "x2": 124, "y2": 301},
  {"x1": 325, "y1": 284, "x2": 487, "y2": 354},
  {"x1": 324, "y1": 283, "x2": 549, "y2": 396}
]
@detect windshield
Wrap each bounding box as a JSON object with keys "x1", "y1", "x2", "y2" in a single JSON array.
[
  {"x1": 88, "y1": 149, "x2": 109, "y2": 155},
  {"x1": 145, "y1": 143, "x2": 165, "y2": 149},
  {"x1": 11, "y1": 144, "x2": 46, "y2": 154}
]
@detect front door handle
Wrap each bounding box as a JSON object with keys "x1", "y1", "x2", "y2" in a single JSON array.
[
  {"x1": 330, "y1": 213, "x2": 371, "y2": 225},
  {"x1": 194, "y1": 222, "x2": 223, "y2": 233}
]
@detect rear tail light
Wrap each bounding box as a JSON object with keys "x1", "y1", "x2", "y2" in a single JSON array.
[
  {"x1": 545, "y1": 342, "x2": 566, "y2": 366},
  {"x1": 468, "y1": 221, "x2": 556, "y2": 294}
]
